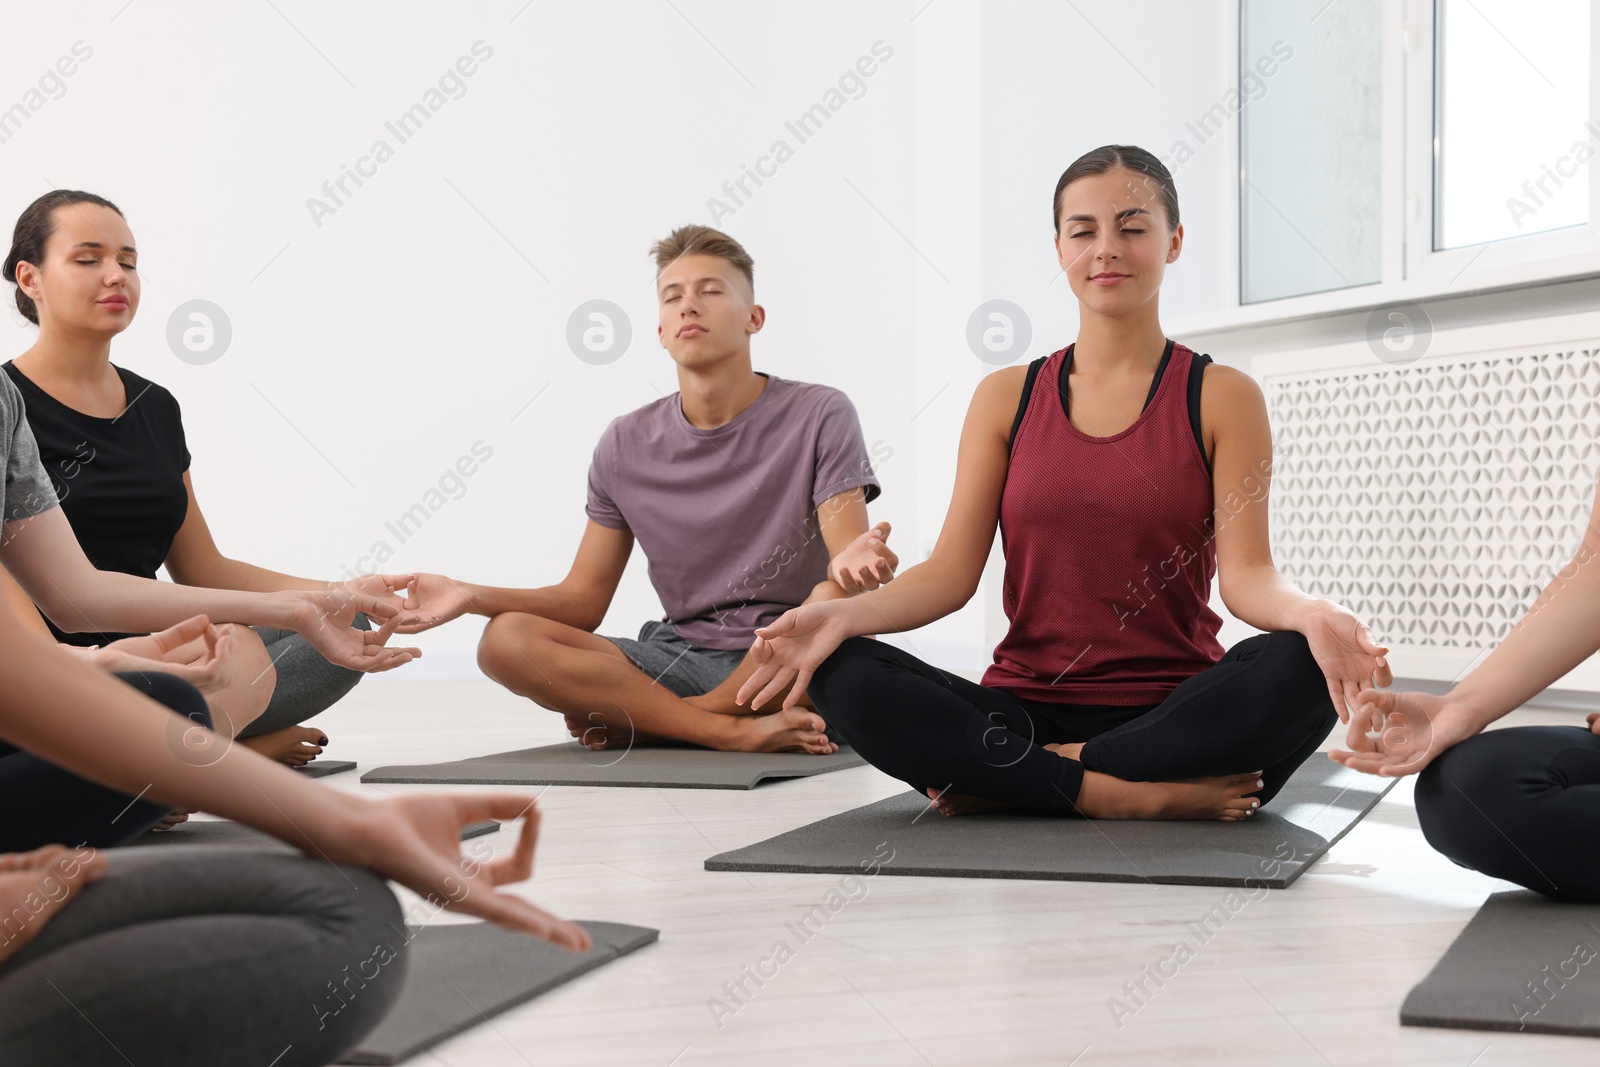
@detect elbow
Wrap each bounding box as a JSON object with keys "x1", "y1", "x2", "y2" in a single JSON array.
[
  {"x1": 1216, "y1": 575, "x2": 1259, "y2": 624},
  {"x1": 33, "y1": 597, "x2": 83, "y2": 633},
  {"x1": 163, "y1": 555, "x2": 215, "y2": 588},
  {"x1": 575, "y1": 595, "x2": 608, "y2": 633},
  {"x1": 562, "y1": 587, "x2": 608, "y2": 633}
]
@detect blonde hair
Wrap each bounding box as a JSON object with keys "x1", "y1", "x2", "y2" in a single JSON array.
[{"x1": 649, "y1": 224, "x2": 754, "y2": 294}]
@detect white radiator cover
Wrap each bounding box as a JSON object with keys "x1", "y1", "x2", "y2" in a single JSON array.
[{"x1": 1251, "y1": 310, "x2": 1600, "y2": 691}]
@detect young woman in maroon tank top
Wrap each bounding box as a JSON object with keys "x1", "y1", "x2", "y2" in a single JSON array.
[{"x1": 735, "y1": 145, "x2": 1393, "y2": 821}]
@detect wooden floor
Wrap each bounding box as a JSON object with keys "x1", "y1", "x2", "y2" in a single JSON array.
[{"x1": 293, "y1": 679, "x2": 1595, "y2": 1066}]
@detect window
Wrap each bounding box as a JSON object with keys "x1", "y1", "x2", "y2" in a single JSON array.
[
  {"x1": 1198, "y1": 0, "x2": 1600, "y2": 332},
  {"x1": 1434, "y1": 0, "x2": 1590, "y2": 250},
  {"x1": 1240, "y1": 0, "x2": 1385, "y2": 304}
]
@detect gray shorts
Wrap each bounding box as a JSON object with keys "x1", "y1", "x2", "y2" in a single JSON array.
[{"x1": 603, "y1": 620, "x2": 748, "y2": 698}]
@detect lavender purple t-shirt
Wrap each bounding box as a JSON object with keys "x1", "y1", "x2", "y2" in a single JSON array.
[{"x1": 586, "y1": 375, "x2": 880, "y2": 650}]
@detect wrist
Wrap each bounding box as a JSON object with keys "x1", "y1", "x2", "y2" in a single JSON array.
[
  {"x1": 834, "y1": 594, "x2": 880, "y2": 638},
  {"x1": 1439, "y1": 685, "x2": 1506, "y2": 735},
  {"x1": 1288, "y1": 596, "x2": 1336, "y2": 632},
  {"x1": 275, "y1": 590, "x2": 317, "y2": 632},
  {"x1": 313, "y1": 793, "x2": 386, "y2": 867},
  {"x1": 459, "y1": 581, "x2": 492, "y2": 616}
]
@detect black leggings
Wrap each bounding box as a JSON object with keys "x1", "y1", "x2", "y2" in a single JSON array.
[
  {"x1": 808, "y1": 631, "x2": 1337, "y2": 816},
  {"x1": 1416, "y1": 725, "x2": 1600, "y2": 902},
  {"x1": 0, "y1": 672, "x2": 208, "y2": 853}
]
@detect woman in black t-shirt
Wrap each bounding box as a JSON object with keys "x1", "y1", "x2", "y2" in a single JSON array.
[{"x1": 3, "y1": 189, "x2": 412, "y2": 768}]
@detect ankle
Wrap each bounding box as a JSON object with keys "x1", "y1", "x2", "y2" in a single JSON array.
[
  {"x1": 695, "y1": 706, "x2": 747, "y2": 748},
  {"x1": 1075, "y1": 771, "x2": 1156, "y2": 820}
]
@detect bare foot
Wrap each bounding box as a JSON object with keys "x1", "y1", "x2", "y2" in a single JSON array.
[
  {"x1": 562, "y1": 707, "x2": 837, "y2": 754},
  {"x1": 153, "y1": 810, "x2": 192, "y2": 831},
  {"x1": 1076, "y1": 769, "x2": 1265, "y2": 821},
  {"x1": 0, "y1": 845, "x2": 108, "y2": 963},
  {"x1": 1044, "y1": 742, "x2": 1084, "y2": 761},
  {"x1": 720, "y1": 707, "x2": 838, "y2": 754},
  {"x1": 562, "y1": 711, "x2": 676, "y2": 751},
  {"x1": 239, "y1": 725, "x2": 326, "y2": 767},
  {"x1": 924, "y1": 786, "x2": 1010, "y2": 817}
]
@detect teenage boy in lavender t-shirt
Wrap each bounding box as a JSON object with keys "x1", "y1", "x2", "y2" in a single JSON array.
[{"x1": 394, "y1": 226, "x2": 897, "y2": 753}]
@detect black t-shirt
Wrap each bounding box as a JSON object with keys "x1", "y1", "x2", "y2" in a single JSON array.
[{"x1": 3, "y1": 361, "x2": 190, "y2": 646}]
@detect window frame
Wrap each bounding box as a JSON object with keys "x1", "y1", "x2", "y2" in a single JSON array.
[{"x1": 1177, "y1": 0, "x2": 1600, "y2": 334}]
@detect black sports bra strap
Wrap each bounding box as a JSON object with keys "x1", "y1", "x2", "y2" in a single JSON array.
[
  {"x1": 1141, "y1": 339, "x2": 1177, "y2": 411},
  {"x1": 1008, "y1": 355, "x2": 1048, "y2": 452},
  {"x1": 1013, "y1": 343, "x2": 1203, "y2": 461},
  {"x1": 1188, "y1": 351, "x2": 1213, "y2": 473}
]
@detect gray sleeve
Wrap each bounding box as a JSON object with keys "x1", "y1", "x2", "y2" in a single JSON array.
[
  {"x1": 810, "y1": 388, "x2": 881, "y2": 507},
  {"x1": 1, "y1": 374, "x2": 58, "y2": 523},
  {"x1": 584, "y1": 421, "x2": 630, "y2": 531}
]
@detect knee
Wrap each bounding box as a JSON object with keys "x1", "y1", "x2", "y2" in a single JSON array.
[
  {"x1": 1263, "y1": 629, "x2": 1317, "y2": 674},
  {"x1": 1261, "y1": 630, "x2": 1337, "y2": 722},
  {"x1": 223, "y1": 624, "x2": 276, "y2": 715},
  {"x1": 120, "y1": 670, "x2": 212, "y2": 731},
  {"x1": 1413, "y1": 732, "x2": 1550, "y2": 871},
  {"x1": 301, "y1": 866, "x2": 410, "y2": 1058},
  {"x1": 1415, "y1": 733, "x2": 1502, "y2": 834},
  {"x1": 337, "y1": 866, "x2": 408, "y2": 983},
  {"x1": 477, "y1": 612, "x2": 550, "y2": 682},
  {"x1": 188, "y1": 625, "x2": 274, "y2": 739},
  {"x1": 808, "y1": 637, "x2": 889, "y2": 717},
  {"x1": 809, "y1": 636, "x2": 877, "y2": 689}
]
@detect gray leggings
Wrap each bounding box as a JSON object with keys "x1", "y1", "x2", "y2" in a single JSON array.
[
  {"x1": 0, "y1": 846, "x2": 406, "y2": 1066},
  {"x1": 239, "y1": 613, "x2": 370, "y2": 738}
]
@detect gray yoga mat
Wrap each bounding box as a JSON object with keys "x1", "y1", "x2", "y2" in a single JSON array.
[
  {"x1": 295, "y1": 759, "x2": 357, "y2": 779},
  {"x1": 362, "y1": 742, "x2": 865, "y2": 789},
  {"x1": 340, "y1": 919, "x2": 659, "y2": 1065},
  {"x1": 134, "y1": 819, "x2": 501, "y2": 847},
  {"x1": 705, "y1": 760, "x2": 1394, "y2": 888},
  {"x1": 1401, "y1": 890, "x2": 1600, "y2": 1036}
]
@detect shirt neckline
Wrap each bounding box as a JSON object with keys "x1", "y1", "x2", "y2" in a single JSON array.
[
  {"x1": 674, "y1": 372, "x2": 777, "y2": 437},
  {"x1": 6, "y1": 360, "x2": 135, "y2": 424}
]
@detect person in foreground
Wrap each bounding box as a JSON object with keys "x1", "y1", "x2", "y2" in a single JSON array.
[
  {"x1": 397, "y1": 225, "x2": 896, "y2": 754},
  {"x1": 0, "y1": 593, "x2": 589, "y2": 1066},
  {"x1": 738, "y1": 145, "x2": 1392, "y2": 820},
  {"x1": 1331, "y1": 476, "x2": 1600, "y2": 902},
  {"x1": 2, "y1": 189, "x2": 401, "y2": 769}
]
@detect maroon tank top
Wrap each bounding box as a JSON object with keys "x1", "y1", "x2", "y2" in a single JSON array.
[{"x1": 981, "y1": 340, "x2": 1224, "y2": 705}]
